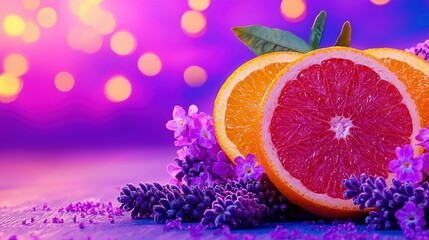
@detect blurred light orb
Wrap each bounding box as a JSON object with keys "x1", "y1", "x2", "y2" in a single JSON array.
[
  {"x1": 0, "y1": 73, "x2": 23, "y2": 103},
  {"x1": 92, "y1": 11, "x2": 116, "y2": 35},
  {"x1": 67, "y1": 27, "x2": 103, "y2": 53},
  {"x1": 188, "y1": 0, "x2": 210, "y2": 11},
  {"x1": 105, "y1": 76, "x2": 132, "y2": 102},
  {"x1": 3, "y1": 15, "x2": 26, "y2": 37},
  {"x1": 22, "y1": 0, "x2": 40, "y2": 10},
  {"x1": 55, "y1": 71, "x2": 75, "y2": 92},
  {"x1": 21, "y1": 21, "x2": 40, "y2": 43},
  {"x1": 280, "y1": 0, "x2": 307, "y2": 22},
  {"x1": 69, "y1": 0, "x2": 87, "y2": 15},
  {"x1": 110, "y1": 31, "x2": 136, "y2": 56},
  {"x1": 184, "y1": 66, "x2": 207, "y2": 87},
  {"x1": 370, "y1": 0, "x2": 390, "y2": 5},
  {"x1": 138, "y1": 53, "x2": 162, "y2": 76},
  {"x1": 3, "y1": 54, "x2": 28, "y2": 77},
  {"x1": 37, "y1": 7, "x2": 57, "y2": 28},
  {"x1": 181, "y1": 11, "x2": 207, "y2": 37}
]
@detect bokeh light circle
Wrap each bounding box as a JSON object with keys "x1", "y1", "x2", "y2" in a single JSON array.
[
  {"x1": 280, "y1": 0, "x2": 307, "y2": 22},
  {"x1": 110, "y1": 31, "x2": 137, "y2": 56},
  {"x1": 105, "y1": 76, "x2": 132, "y2": 102},
  {"x1": 0, "y1": 73, "x2": 23, "y2": 103},
  {"x1": 3, "y1": 54, "x2": 28, "y2": 77},
  {"x1": 21, "y1": 21, "x2": 40, "y2": 43},
  {"x1": 55, "y1": 71, "x2": 75, "y2": 92},
  {"x1": 184, "y1": 66, "x2": 207, "y2": 87},
  {"x1": 68, "y1": 27, "x2": 103, "y2": 53},
  {"x1": 188, "y1": 0, "x2": 210, "y2": 11},
  {"x1": 370, "y1": 0, "x2": 390, "y2": 5},
  {"x1": 3, "y1": 15, "x2": 26, "y2": 37},
  {"x1": 22, "y1": 0, "x2": 40, "y2": 10},
  {"x1": 138, "y1": 53, "x2": 162, "y2": 76},
  {"x1": 37, "y1": 7, "x2": 57, "y2": 28},
  {"x1": 181, "y1": 11, "x2": 207, "y2": 37}
]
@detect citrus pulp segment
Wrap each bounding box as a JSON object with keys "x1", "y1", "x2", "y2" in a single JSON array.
[
  {"x1": 366, "y1": 48, "x2": 429, "y2": 128},
  {"x1": 214, "y1": 52, "x2": 301, "y2": 162},
  {"x1": 258, "y1": 47, "x2": 421, "y2": 218}
]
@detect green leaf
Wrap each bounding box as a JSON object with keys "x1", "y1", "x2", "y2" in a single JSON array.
[
  {"x1": 232, "y1": 25, "x2": 312, "y2": 55},
  {"x1": 310, "y1": 10, "x2": 327, "y2": 50},
  {"x1": 335, "y1": 21, "x2": 352, "y2": 47}
]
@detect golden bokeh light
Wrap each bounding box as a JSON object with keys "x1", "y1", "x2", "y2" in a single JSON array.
[
  {"x1": 69, "y1": 0, "x2": 87, "y2": 15},
  {"x1": 3, "y1": 54, "x2": 28, "y2": 77},
  {"x1": 79, "y1": 4, "x2": 116, "y2": 35},
  {"x1": 105, "y1": 76, "x2": 132, "y2": 102},
  {"x1": 180, "y1": 11, "x2": 207, "y2": 37},
  {"x1": 138, "y1": 53, "x2": 162, "y2": 77},
  {"x1": 3, "y1": 14, "x2": 26, "y2": 37},
  {"x1": 22, "y1": 0, "x2": 40, "y2": 10},
  {"x1": 370, "y1": 0, "x2": 390, "y2": 5},
  {"x1": 110, "y1": 31, "x2": 136, "y2": 56},
  {"x1": 55, "y1": 71, "x2": 75, "y2": 92},
  {"x1": 184, "y1": 66, "x2": 207, "y2": 87},
  {"x1": 280, "y1": 0, "x2": 307, "y2": 22},
  {"x1": 0, "y1": 73, "x2": 23, "y2": 103},
  {"x1": 37, "y1": 7, "x2": 57, "y2": 28},
  {"x1": 188, "y1": 0, "x2": 210, "y2": 11},
  {"x1": 21, "y1": 21, "x2": 40, "y2": 43},
  {"x1": 67, "y1": 27, "x2": 103, "y2": 53}
]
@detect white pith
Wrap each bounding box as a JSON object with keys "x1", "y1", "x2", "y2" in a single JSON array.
[{"x1": 260, "y1": 47, "x2": 421, "y2": 209}]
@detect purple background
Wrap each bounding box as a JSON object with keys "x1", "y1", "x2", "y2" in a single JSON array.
[{"x1": 0, "y1": 0, "x2": 428, "y2": 151}]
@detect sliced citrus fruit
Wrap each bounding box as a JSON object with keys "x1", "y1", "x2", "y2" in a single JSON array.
[
  {"x1": 257, "y1": 47, "x2": 421, "y2": 218},
  {"x1": 366, "y1": 48, "x2": 429, "y2": 128},
  {"x1": 214, "y1": 52, "x2": 301, "y2": 162}
]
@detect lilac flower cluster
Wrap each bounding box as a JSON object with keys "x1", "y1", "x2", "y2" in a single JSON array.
[
  {"x1": 166, "y1": 105, "x2": 264, "y2": 188},
  {"x1": 405, "y1": 39, "x2": 429, "y2": 61},
  {"x1": 343, "y1": 174, "x2": 429, "y2": 230},
  {"x1": 202, "y1": 189, "x2": 269, "y2": 229}
]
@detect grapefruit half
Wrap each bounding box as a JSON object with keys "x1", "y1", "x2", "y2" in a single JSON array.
[{"x1": 257, "y1": 47, "x2": 421, "y2": 218}]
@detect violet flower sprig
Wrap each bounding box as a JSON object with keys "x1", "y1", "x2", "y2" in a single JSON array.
[
  {"x1": 166, "y1": 105, "x2": 234, "y2": 187},
  {"x1": 405, "y1": 39, "x2": 429, "y2": 61},
  {"x1": 165, "y1": 105, "x2": 264, "y2": 187},
  {"x1": 343, "y1": 129, "x2": 429, "y2": 231}
]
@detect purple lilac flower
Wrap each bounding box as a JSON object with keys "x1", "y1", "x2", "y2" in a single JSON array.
[
  {"x1": 388, "y1": 144, "x2": 423, "y2": 183},
  {"x1": 421, "y1": 153, "x2": 429, "y2": 176},
  {"x1": 405, "y1": 39, "x2": 429, "y2": 61},
  {"x1": 166, "y1": 105, "x2": 195, "y2": 140},
  {"x1": 234, "y1": 154, "x2": 264, "y2": 181},
  {"x1": 189, "y1": 112, "x2": 217, "y2": 149},
  {"x1": 212, "y1": 151, "x2": 235, "y2": 180},
  {"x1": 395, "y1": 201, "x2": 426, "y2": 231},
  {"x1": 417, "y1": 127, "x2": 429, "y2": 151}
]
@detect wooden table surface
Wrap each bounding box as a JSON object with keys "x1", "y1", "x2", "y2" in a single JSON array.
[{"x1": 0, "y1": 149, "x2": 405, "y2": 239}]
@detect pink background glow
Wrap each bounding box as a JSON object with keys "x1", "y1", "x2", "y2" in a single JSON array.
[{"x1": 0, "y1": 0, "x2": 427, "y2": 151}]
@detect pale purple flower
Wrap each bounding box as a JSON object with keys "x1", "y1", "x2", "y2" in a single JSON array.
[
  {"x1": 212, "y1": 151, "x2": 234, "y2": 181},
  {"x1": 416, "y1": 127, "x2": 429, "y2": 151},
  {"x1": 234, "y1": 154, "x2": 264, "y2": 181},
  {"x1": 166, "y1": 163, "x2": 183, "y2": 185},
  {"x1": 189, "y1": 113, "x2": 217, "y2": 148},
  {"x1": 406, "y1": 39, "x2": 429, "y2": 61},
  {"x1": 388, "y1": 144, "x2": 423, "y2": 183},
  {"x1": 421, "y1": 153, "x2": 429, "y2": 176},
  {"x1": 166, "y1": 105, "x2": 198, "y2": 140},
  {"x1": 395, "y1": 201, "x2": 426, "y2": 231}
]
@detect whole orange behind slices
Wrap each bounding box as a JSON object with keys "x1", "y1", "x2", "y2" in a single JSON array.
[{"x1": 213, "y1": 15, "x2": 429, "y2": 218}]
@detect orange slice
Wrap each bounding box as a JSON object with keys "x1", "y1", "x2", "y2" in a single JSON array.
[
  {"x1": 213, "y1": 52, "x2": 301, "y2": 162},
  {"x1": 257, "y1": 47, "x2": 421, "y2": 218},
  {"x1": 366, "y1": 48, "x2": 429, "y2": 128}
]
